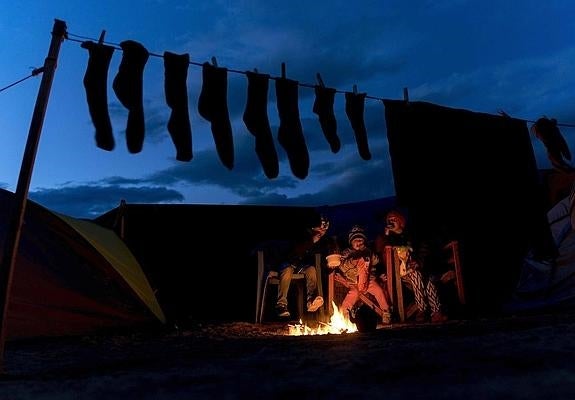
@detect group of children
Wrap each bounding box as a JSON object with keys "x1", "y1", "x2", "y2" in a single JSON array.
[
  {"x1": 334, "y1": 210, "x2": 448, "y2": 326},
  {"x1": 273, "y1": 209, "x2": 449, "y2": 326}
]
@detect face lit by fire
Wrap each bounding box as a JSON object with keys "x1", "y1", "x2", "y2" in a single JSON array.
[
  {"x1": 351, "y1": 237, "x2": 366, "y2": 251},
  {"x1": 311, "y1": 217, "x2": 329, "y2": 242},
  {"x1": 396, "y1": 246, "x2": 412, "y2": 261},
  {"x1": 385, "y1": 211, "x2": 406, "y2": 235}
]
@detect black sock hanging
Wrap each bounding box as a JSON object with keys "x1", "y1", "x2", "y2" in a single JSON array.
[
  {"x1": 163, "y1": 51, "x2": 193, "y2": 162},
  {"x1": 275, "y1": 77, "x2": 309, "y2": 179},
  {"x1": 112, "y1": 40, "x2": 149, "y2": 154},
  {"x1": 198, "y1": 62, "x2": 234, "y2": 170},
  {"x1": 243, "y1": 71, "x2": 279, "y2": 179},
  {"x1": 81, "y1": 41, "x2": 115, "y2": 151},
  {"x1": 345, "y1": 91, "x2": 371, "y2": 160},
  {"x1": 313, "y1": 85, "x2": 340, "y2": 153}
]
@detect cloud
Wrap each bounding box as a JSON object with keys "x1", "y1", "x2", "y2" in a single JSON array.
[
  {"x1": 29, "y1": 184, "x2": 185, "y2": 219},
  {"x1": 27, "y1": 127, "x2": 393, "y2": 219},
  {"x1": 9, "y1": 0, "x2": 572, "y2": 221}
]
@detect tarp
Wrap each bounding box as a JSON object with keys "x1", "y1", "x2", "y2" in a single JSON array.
[
  {"x1": 0, "y1": 189, "x2": 165, "y2": 340},
  {"x1": 94, "y1": 198, "x2": 395, "y2": 323},
  {"x1": 384, "y1": 100, "x2": 554, "y2": 315}
]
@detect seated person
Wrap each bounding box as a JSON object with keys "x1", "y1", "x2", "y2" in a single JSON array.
[
  {"x1": 335, "y1": 225, "x2": 391, "y2": 324},
  {"x1": 273, "y1": 215, "x2": 330, "y2": 318},
  {"x1": 375, "y1": 209, "x2": 448, "y2": 323}
]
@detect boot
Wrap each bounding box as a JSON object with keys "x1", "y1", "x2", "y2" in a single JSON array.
[{"x1": 431, "y1": 311, "x2": 448, "y2": 323}]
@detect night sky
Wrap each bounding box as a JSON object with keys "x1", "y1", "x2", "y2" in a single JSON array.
[{"x1": 1, "y1": 0, "x2": 573, "y2": 218}]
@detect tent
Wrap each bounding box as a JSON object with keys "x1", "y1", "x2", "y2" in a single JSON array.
[
  {"x1": 0, "y1": 188, "x2": 165, "y2": 341},
  {"x1": 509, "y1": 177, "x2": 575, "y2": 312}
]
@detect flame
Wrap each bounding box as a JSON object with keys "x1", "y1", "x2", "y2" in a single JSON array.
[{"x1": 287, "y1": 301, "x2": 358, "y2": 335}]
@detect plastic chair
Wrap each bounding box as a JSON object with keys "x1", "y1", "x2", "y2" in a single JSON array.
[{"x1": 255, "y1": 250, "x2": 324, "y2": 323}]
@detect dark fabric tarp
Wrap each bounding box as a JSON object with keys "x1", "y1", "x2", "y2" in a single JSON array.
[
  {"x1": 95, "y1": 203, "x2": 324, "y2": 323},
  {"x1": 94, "y1": 198, "x2": 396, "y2": 323},
  {"x1": 383, "y1": 100, "x2": 555, "y2": 315}
]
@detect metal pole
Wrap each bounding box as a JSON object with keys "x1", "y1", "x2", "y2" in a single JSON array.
[{"x1": 0, "y1": 19, "x2": 67, "y2": 373}]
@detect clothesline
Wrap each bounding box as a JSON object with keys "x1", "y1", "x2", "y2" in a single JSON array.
[
  {"x1": 0, "y1": 67, "x2": 44, "y2": 93},
  {"x1": 70, "y1": 29, "x2": 575, "y2": 176},
  {"x1": 3, "y1": 30, "x2": 574, "y2": 129},
  {"x1": 66, "y1": 32, "x2": 384, "y2": 100},
  {"x1": 65, "y1": 31, "x2": 575, "y2": 129}
]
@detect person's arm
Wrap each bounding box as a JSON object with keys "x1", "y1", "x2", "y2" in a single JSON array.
[
  {"x1": 338, "y1": 248, "x2": 356, "y2": 282},
  {"x1": 357, "y1": 257, "x2": 369, "y2": 292}
]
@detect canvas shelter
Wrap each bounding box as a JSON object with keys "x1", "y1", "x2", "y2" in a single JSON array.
[
  {"x1": 0, "y1": 188, "x2": 165, "y2": 341},
  {"x1": 94, "y1": 202, "x2": 328, "y2": 323},
  {"x1": 384, "y1": 100, "x2": 555, "y2": 316},
  {"x1": 94, "y1": 198, "x2": 395, "y2": 323}
]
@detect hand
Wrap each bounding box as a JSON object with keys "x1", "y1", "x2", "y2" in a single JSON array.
[{"x1": 408, "y1": 259, "x2": 420, "y2": 270}]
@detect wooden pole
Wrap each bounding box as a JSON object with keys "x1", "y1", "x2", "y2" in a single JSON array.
[{"x1": 0, "y1": 19, "x2": 67, "y2": 373}]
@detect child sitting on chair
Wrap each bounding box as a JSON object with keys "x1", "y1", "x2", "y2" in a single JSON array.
[
  {"x1": 336, "y1": 225, "x2": 391, "y2": 324},
  {"x1": 375, "y1": 209, "x2": 448, "y2": 323}
]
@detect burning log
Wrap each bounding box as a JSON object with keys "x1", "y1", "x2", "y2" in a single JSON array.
[{"x1": 287, "y1": 301, "x2": 358, "y2": 336}]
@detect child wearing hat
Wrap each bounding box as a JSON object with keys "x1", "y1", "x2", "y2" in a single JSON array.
[
  {"x1": 337, "y1": 225, "x2": 391, "y2": 324},
  {"x1": 375, "y1": 209, "x2": 448, "y2": 323}
]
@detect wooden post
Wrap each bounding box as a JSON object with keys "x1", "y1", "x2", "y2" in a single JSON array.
[
  {"x1": 113, "y1": 199, "x2": 127, "y2": 240},
  {"x1": 0, "y1": 19, "x2": 67, "y2": 373}
]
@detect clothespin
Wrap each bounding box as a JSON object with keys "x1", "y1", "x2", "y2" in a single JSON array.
[
  {"x1": 211, "y1": 56, "x2": 218, "y2": 67},
  {"x1": 281, "y1": 62, "x2": 286, "y2": 79},
  {"x1": 316, "y1": 73, "x2": 325, "y2": 88},
  {"x1": 353, "y1": 84, "x2": 358, "y2": 95},
  {"x1": 403, "y1": 87, "x2": 409, "y2": 102},
  {"x1": 98, "y1": 30, "x2": 106, "y2": 44}
]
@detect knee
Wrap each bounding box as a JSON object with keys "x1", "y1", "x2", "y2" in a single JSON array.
[
  {"x1": 279, "y1": 265, "x2": 294, "y2": 279},
  {"x1": 305, "y1": 265, "x2": 317, "y2": 278}
]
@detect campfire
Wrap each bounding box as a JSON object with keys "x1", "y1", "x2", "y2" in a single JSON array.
[{"x1": 287, "y1": 301, "x2": 358, "y2": 336}]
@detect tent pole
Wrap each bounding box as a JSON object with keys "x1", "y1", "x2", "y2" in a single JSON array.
[{"x1": 0, "y1": 19, "x2": 67, "y2": 373}]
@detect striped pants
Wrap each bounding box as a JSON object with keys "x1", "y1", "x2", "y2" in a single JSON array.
[{"x1": 401, "y1": 269, "x2": 441, "y2": 314}]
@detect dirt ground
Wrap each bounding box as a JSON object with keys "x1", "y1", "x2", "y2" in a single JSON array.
[{"x1": 2, "y1": 311, "x2": 575, "y2": 399}]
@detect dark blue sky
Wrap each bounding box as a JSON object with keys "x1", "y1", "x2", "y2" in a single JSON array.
[{"x1": 2, "y1": 0, "x2": 574, "y2": 218}]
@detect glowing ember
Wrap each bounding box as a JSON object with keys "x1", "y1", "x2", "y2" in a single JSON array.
[{"x1": 288, "y1": 301, "x2": 358, "y2": 335}]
